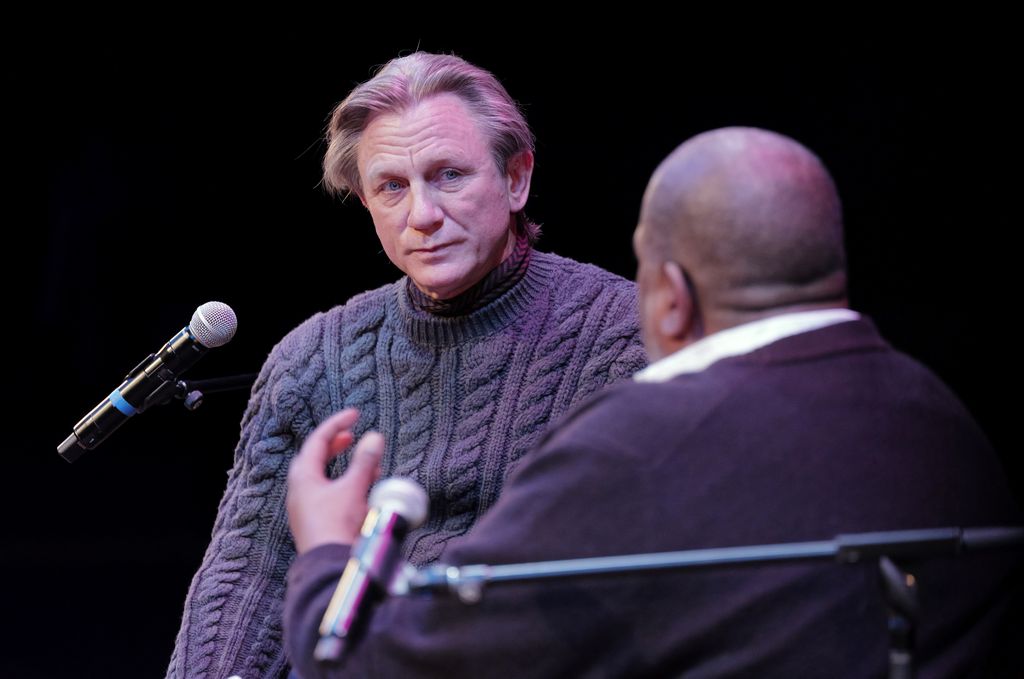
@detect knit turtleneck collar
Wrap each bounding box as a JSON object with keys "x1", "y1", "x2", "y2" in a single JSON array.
[
  {"x1": 396, "y1": 248, "x2": 558, "y2": 347},
  {"x1": 406, "y1": 233, "x2": 531, "y2": 317}
]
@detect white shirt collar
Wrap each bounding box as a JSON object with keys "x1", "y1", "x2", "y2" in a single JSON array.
[{"x1": 633, "y1": 308, "x2": 861, "y2": 383}]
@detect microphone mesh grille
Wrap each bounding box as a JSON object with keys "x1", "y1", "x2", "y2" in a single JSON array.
[
  {"x1": 370, "y1": 478, "x2": 429, "y2": 529},
  {"x1": 190, "y1": 301, "x2": 238, "y2": 348}
]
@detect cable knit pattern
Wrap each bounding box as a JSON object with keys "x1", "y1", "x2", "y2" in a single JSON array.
[
  {"x1": 505, "y1": 270, "x2": 604, "y2": 473},
  {"x1": 408, "y1": 336, "x2": 517, "y2": 564},
  {"x1": 389, "y1": 335, "x2": 437, "y2": 480},
  {"x1": 326, "y1": 296, "x2": 385, "y2": 479},
  {"x1": 166, "y1": 251, "x2": 646, "y2": 679}
]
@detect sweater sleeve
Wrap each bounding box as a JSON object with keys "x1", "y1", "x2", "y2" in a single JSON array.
[
  {"x1": 166, "y1": 313, "x2": 330, "y2": 679},
  {"x1": 283, "y1": 544, "x2": 354, "y2": 679}
]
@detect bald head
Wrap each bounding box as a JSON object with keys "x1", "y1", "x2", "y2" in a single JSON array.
[{"x1": 637, "y1": 127, "x2": 847, "y2": 323}]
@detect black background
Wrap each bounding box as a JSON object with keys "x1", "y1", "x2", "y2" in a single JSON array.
[{"x1": 11, "y1": 24, "x2": 1020, "y2": 677}]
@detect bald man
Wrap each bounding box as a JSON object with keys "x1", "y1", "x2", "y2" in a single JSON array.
[{"x1": 283, "y1": 128, "x2": 1021, "y2": 678}]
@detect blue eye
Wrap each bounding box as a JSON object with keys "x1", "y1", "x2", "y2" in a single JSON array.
[
  {"x1": 381, "y1": 180, "x2": 403, "y2": 192},
  {"x1": 440, "y1": 169, "x2": 461, "y2": 181}
]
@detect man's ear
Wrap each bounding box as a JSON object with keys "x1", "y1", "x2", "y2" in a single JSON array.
[
  {"x1": 506, "y1": 151, "x2": 534, "y2": 212},
  {"x1": 658, "y1": 261, "x2": 698, "y2": 343}
]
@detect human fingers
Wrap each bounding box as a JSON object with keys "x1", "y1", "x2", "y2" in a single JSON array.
[{"x1": 290, "y1": 409, "x2": 360, "y2": 483}]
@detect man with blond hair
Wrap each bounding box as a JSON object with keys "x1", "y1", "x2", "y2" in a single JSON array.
[{"x1": 166, "y1": 52, "x2": 645, "y2": 678}]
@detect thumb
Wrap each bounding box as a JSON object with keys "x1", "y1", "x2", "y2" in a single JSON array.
[{"x1": 343, "y1": 431, "x2": 384, "y2": 490}]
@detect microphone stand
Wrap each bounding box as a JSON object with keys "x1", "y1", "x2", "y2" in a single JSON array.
[
  {"x1": 879, "y1": 555, "x2": 917, "y2": 679},
  {"x1": 400, "y1": 526, "x2": 1024, "y2": 679}
]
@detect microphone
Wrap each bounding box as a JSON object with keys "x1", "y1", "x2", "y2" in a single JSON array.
[
  {"x1": 57, "y1": 301, "x2": 238, "y2": 463},
  {"x1": 315, "y1": 477, "x2": 428, "y2": 663}
]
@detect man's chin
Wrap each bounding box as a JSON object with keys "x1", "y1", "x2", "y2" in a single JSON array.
[{"x1": 409, "y1": 274, "x2": 468, "y2": 301}]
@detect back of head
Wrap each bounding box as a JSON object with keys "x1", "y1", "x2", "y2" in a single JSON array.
[
  {"x1": 640, "y1": 127, "x2": 847, "y2": 316},
  {"x1": 323, "y1": 52, "x2": 538, "y2": 240}
]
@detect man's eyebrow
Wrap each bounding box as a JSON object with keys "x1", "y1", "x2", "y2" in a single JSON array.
[{"x1": 366, "y1": 150, "x2": 474, "y2": 179}]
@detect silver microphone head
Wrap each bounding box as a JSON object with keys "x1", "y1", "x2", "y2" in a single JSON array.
[
  {"x1": 369, "y1": 477, "x2": 429, "y2": 529},
  {"x1": 189, "y1": 301, "x2": 238, "y2": 348}
]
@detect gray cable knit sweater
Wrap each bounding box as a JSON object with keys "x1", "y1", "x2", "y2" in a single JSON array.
[{"x1": 166, "y1": 250, "x2": 646, "y2": 679}]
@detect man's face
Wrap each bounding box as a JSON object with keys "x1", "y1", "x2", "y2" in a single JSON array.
[{"x1": 357, "y1": 93, "x2": 526, "y2": 300}]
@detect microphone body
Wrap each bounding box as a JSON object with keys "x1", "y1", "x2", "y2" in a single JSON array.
[
  {"x1": 57, "y1": 301, "x2": 237, "y2": 462},
  {"x1": 315, "y1": 478, "x2": 428, "y2": 663}
]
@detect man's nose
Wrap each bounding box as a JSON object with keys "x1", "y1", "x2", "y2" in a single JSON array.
[{"x1": 407, "y1": 183, "x2": 444, "y2": 233}]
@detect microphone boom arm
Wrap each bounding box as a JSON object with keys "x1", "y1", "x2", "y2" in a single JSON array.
[{"x1": 402, "y1": 526, "x2": 1024, "y2": 604}]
